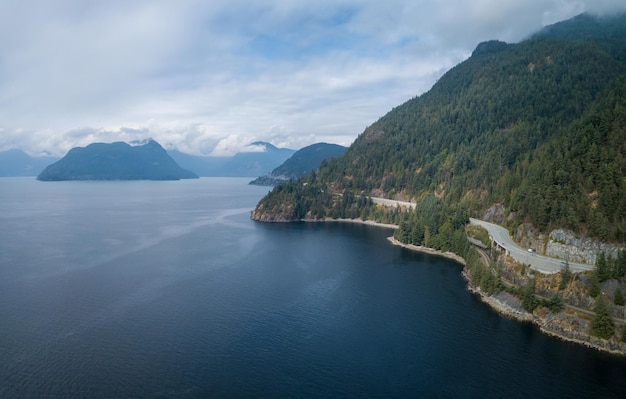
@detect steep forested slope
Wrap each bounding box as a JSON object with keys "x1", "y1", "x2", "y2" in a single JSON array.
[
  {"x1": 253, "y1": 13, "x2": 626, "y2": 246},
  {"x1": 249, "y1": 143, "x2": 346, "y2": 185}
]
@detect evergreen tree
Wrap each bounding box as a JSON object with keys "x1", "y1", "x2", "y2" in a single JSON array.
[
  {"x1": 616, "y1": 249, "x2": 626, "y2": 279},
  {"x1": 410, "y1": 223, "x2": 425, "y2": 245},
  {"x1": 596, "y1": 252, "x2": 610, "y2": 282},
  {"x1": 546, "y1": 293, "x2": 565, "y2": 313},
  {"x1": 589, "y1": 272, "x2": 601, "y2": 298},
  {"x1": 615, "y1": 287, "x2": 625, "y2": 306},
  {"x1": 480, "y1": 268, "x2": 494, "y2": 294},
  {"x1": 254, "y1": 15, "x2": 626, "y2": 245},
  {"x1": 522, "y1": 278, "x2": 539, "y2": 312},
  {"x1": 607, "y1": 254, "x2": 617, "y2": 280},
  {"x1": 559, "y1": 261, "x2": 572, "y2": 290},
  {"x1": 591, "y1": 295, "x2": 615, "y2": 339}
]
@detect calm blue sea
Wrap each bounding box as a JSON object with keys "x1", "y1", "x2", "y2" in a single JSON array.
[{"x1": 1, "y1": 177, "x2": 625, "y2": 398}]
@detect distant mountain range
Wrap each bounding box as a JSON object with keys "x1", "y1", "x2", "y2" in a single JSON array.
[
  {"x1": 2, "y1": 140, "x2": 297, "y2": 179},
  {"x1": 249, "y1": 143, "x2": 346, "y2": 185},
  {"x1": 168, "y1": 142, "x2": 295, "y2": 177},
  {"x1": 37, "y1": 140, "x2": 198, "y2": 181},
  {"x1": 0, "y1": 149, "x2": 59, "y2": 177}
]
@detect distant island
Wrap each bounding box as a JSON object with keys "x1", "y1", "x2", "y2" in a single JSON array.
[
  {"x1": 37, "y1": 139, "x2": 198, "y2": 181},
  {"x1": 249, "y1": 142, "x2": 346, "y2": 186}
]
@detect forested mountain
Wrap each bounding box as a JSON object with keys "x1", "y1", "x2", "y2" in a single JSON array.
[
  {"x1": 249, "y1": 142, "x2": 346, "y2": 185},
  {"x1": 37, "y1": 140, "x2": 198, "y2": 181},
  {"x1": 253, "y1": 13, "x2": 626, "y2": 249}
]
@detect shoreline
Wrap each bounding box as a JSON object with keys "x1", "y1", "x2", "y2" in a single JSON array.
[
  {"x1": 461, "y1": 273, "x2": 626, "y2": 356},
  {"x1": 302, "y1": 216, "x2": 626, "y2": 356},
  {"x1": 387, "y1": 236, "x2": 466, "y2": 265},
  {"x1": 304, "y1": 217, "x2": 399, "y2": 230},
  {"x1": 462, "y1": 271, "x2": 534, "y2": 322}
]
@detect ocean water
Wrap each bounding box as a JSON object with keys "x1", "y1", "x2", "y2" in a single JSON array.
[{"x1": 1, "y1": 177, "x2": 625, "y2": 398}]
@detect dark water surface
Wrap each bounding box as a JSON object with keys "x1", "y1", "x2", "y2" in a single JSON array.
[{"x1": 1, "y1": 177, "x2": 625, "y2": 398}]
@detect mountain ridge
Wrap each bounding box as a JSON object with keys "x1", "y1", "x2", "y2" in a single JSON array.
[
  {"x1": 169, "y1": 141, "x2": 295, "y2": 177},
  {"x1": 37, "y1": 140, "x2": 198, "y2": 181},
  {"x1": 249, "y1": 142, "x2": 346, "y2": 186},
  {"x1": 252, "y1": 12, "x2": 626, "y2": 244}
]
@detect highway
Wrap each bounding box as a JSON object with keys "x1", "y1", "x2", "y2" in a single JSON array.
[
  {"x1": 367, "y1": 196, "x2": 592, "y2": 274},
  {"x1": 370, "y1": 197, "x2": 416, "y2": 209},
  {"x1": 469, "y1": 218, "x2": 593, "y2": 274}
]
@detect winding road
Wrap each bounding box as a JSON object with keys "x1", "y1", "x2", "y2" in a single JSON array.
[
  {"x1": 367, "y1": 195, "x2": 593, "y2": 274},
  {"x1": 369, "y1": 197, "x2": 416, "y2": 209},
  {"x1": 469, "y1": 218, "x2": 593, "y2": 274}
]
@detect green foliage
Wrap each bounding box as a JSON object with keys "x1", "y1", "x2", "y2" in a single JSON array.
[
  {"x1": 588, "y1": 250, "x2": 626, "y2": 298},
  {"x1": 522, "y1": 278, "x2": 539, "y2": 312},
  {"x1": 251, "y1": 143, "x2": 346, "y2": 185},
  {"x1": 464, "y1": 248, "x2": 503, "y2": 295},
  {"x1": 615, "y1": 287, "x2": 625, "y2": 306},
  {"x1": 596, "y1": 252, "x2": 611, "y2": 282},
  {"x1": 559, "y1": 262, "x2": 572, "y2": 290},
  {"x1": 253, "y1": 14, "x2": 626, "y2": 246},
  {"x1": 589, "y1": 272, "x2": 601, "y2": 298},
  {"x1": 466, "y1": 225, "x2": 490, "y2": 247},
  {"x1": 613, "y1": 249, "x2": 626, "y2": 279},
  {"x1": 393, "y1": 198, "x2": 470, "y2": 257},
  {"x1": 544, "y1": 293, "x2": 565, "y2": 313},
  {"x1": 253, "y1": 175, "x2": 403, "y2": 225},
  {"x1": 325, "y1": 30, "x2": 624, "y2": 242},
  {"x1": 532, "y1": 13, "x2": 626, "y2": 64},
  {"x1": 591, "y1": 295, "x2": 615, "y2": 340}
]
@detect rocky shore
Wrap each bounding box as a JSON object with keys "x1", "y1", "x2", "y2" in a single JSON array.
[
  {"x1": 387, "y1": 237, "x2": 466, "y2": 265},
  {"x1": 254, "y1": 214, "x2": 626, "y2": 356},
  {"x1": 305, "y1": 217, "x2": 399, "y2": 230},
  {"x1": 386, "y1": 226, "x2": 626, "y2": 356},
  {"x1": 462, "y1": 271, "x2": 534, "y2": 322},
  {"x1": 462, "y1": 272, "x2": 626, "y2": 356}
]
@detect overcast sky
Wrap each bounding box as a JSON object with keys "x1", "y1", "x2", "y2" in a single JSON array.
[{"x1": 1, "y1": 0, "x2": 625, "y2": 156}]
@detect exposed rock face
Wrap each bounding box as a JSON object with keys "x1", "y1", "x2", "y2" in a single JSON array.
[
  {"x1": 546, "y1": 228, "x2": 622, "y2": 264},
  {"x1": 514, "y1": 223, "x2": 623, "y2": 264},
  {"x1": 482, "y1": 204, "x2": 507, "y2": 224},
  {"x1": 514, "y1": 223, "x2": 547, "y2": 254},
  {"x1": 250, "y1": 203, "x2": 296, "y2": 222}
]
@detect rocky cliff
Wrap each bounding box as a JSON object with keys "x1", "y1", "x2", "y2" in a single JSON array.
[{"x1": 514, "y1": 223, "x2": 622, "y2": 264}]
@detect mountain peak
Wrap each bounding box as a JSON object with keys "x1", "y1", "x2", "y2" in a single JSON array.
[
  {"x1": 471, "y1": 40, "x2": 510, "y2": 58},
  {"x1": 37, "y1": 139, "x2": 197, "y2": 181},
  {"x1": 248, "y1": 141, "x2": 278, "y2": 152},
  {"x1": 253, "y1": 12, "x2": 626, "y2": 243}
]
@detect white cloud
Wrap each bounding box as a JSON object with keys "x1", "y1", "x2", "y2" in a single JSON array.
[
  {"x1": 1, "y1": 0, "x2": 625, "y2": 156},
  {"x1": 210, "y1": 135, "x2": 263, "y2": 157}
]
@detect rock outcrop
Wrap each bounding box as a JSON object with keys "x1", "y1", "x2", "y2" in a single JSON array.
[{"x1": 546, "y1": 228, "x2": 622, "y2": 265}]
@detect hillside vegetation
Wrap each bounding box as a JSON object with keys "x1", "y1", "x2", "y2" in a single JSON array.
[
  {"x1": 249, "y1": 143, "x2": 346, "y2": 186},
  {"x1": 253, "y1": 13, "x2": 626, "y2": 251}
]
